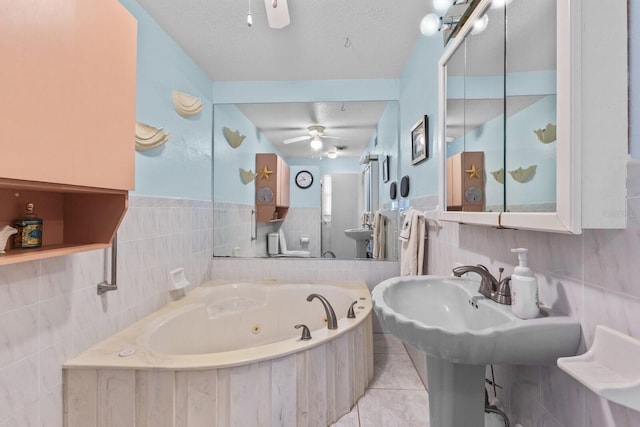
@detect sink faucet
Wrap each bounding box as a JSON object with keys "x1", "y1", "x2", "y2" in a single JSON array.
[
  {"x1": 452, "y1": 265, "x2": 511, "y2": 305},
  {"x1": 306, "y1": 293, "x2": 338, "y2": 329}
]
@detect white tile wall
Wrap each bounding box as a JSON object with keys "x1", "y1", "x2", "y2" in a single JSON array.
[{"x1": 0, "y1": 195, "x2": 213, "y2": 427}]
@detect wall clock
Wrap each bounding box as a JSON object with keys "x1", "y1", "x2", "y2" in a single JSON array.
[
  {"x1": 295, "y1": 170, "x2": 313, "y2": 189},
  {"x1": 464, "y1": 186, "x2": 483, "y2": 204},
  {"x1": 257, "y1": 186, "x2": 274, "y2": 204}
]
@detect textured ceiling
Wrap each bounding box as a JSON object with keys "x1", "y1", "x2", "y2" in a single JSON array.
[{"x1": 136, "y1": 0, "x2": 429, "y2": 81}]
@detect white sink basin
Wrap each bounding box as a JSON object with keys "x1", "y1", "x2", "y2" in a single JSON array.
[
  {"x1": 372, "y1": 275, "x2": 581, "y2": 365},
  {"x1": 372, "y1": 275, "x2": 582, "y2": 426},
  {"x1": 344, "y1": 228, "x2": 373, "y2": 241}
]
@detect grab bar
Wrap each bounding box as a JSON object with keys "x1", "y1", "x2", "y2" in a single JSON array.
[
  {"x1": 251, "y1": 209, "x2": 257, "y2": 241},
  {"x1": 97, "y1": 234, "x2": 118, "y2": 295}
]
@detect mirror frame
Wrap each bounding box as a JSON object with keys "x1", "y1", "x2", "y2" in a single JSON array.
[{"x1": 437, "y1": 0, "x2": 580, "y2": 233}]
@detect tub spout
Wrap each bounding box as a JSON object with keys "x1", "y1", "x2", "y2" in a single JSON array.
[{"x1": 306, "y1": 293, "x2": 338, "y2": 330}]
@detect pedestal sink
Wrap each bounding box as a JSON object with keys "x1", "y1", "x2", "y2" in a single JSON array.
[
  {"x1": 344, "y1": 228, "x2": 373, "y2": 258},
  {"x1": 372, "y1": 275, "x2": 581, "y2": 427}
]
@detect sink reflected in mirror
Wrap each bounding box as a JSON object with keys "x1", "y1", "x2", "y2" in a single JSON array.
[
  {"x1": 344, "y1": 228, "x2": 373, "y2": 241},
  {"x1": 344, "y1": 228, "x2": 373, "y2": 259}
]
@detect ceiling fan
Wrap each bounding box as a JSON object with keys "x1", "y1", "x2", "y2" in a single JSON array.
[{"x1": 283, "y1": 125, "x2": 342, "y2": 150}]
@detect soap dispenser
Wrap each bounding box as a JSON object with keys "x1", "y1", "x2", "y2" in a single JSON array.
[{"x1": 510, "y1": 248, "x2": 539, "y2": 319}]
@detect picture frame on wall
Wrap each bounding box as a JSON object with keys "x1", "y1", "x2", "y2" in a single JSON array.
[
  {"x1": 382, "y1": 155, "x2": 390, "y2": 183},
  {"x1": 411, "y1": 115, "x2": 428, "y2": 165}
]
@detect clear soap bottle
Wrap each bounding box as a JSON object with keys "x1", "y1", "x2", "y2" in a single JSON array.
[{"x1": 510, "y1": 248, "x2": 539, "y2": 319}]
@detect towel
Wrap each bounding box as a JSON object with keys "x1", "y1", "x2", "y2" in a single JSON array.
[
  {"x1": 399, "y1": 209, "x2": 414, "y2": 242},
  {"x1": 400, "y1": 208, "x2": 426, "y2": 275},
  {"x1": 373, "y1": 212, "x2": 385, "y2": 259}
]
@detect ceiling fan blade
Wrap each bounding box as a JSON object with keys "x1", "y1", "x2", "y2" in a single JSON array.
[
  {"x1": 264, "y1": 0, "x2": 290, "y2": 29},
  {"x1": 321, "y1": 135, "x2": 343, "y2": 140},
  {"x1": 283, "y1": 135, "x2": 311, "y2": 144}
]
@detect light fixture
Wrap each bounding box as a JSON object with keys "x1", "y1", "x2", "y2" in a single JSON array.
[
  {"x1": 433, "y1": 0, "x2": 455, "y2": 13},
  {"x1": 310, "y1": 136, "x2": 323, "y2": 151},
  {"x1": 420, "y1": 13, "x2": 441, "y2": 36},
  {"x1": 327, "y1": 149, "x2": 337, "y2": 159},
  {"x1": 490, "y1": 0, "x2": 513, "y2": 9},
  {"x1": 420, "y1": 0, "x2": 488, "y2": 41},
  {"x1": 247, "y1": 0, "x2": 252, "y2": 26},
  {"x1": 470, "y1": 13, "x2": 488, "y2": 34}
]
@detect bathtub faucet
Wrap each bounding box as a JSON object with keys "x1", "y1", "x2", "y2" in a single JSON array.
[{"x1": 306, "y1": 293, "x2": 338, "y2": 330}]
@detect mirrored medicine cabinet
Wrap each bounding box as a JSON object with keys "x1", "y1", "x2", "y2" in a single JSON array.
[{"x1": 437, "y1": 0, "x2": 628, "y2": 233}]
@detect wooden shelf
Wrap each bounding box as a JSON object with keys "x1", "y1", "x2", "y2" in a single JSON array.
[
  {"x1": 255, "y1": 154, "x2": 290, "y2": 223},
  {"x1": 0, "y1": 243, "x2": 110, "y2": 266},
  {"x1": 0, "y1": 179, "x2": 127, "y2": 265}
]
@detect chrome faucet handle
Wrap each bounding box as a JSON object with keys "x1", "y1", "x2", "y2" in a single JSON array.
[
  {"x1": 494, "y1": 277, "x2": 512, "y2": 305},
  {"x1": 475, "y1": 264, "x2": 491, "y2": 273},
  {"x1": 347, "y1": 301, "x2": 357, "y2": 319},
  {"x1": 295, "y1": 324, "x2": 312, "y2": 340},
  {"x1": 452, "y1": 264, "x2": 498, "y2": 299}
]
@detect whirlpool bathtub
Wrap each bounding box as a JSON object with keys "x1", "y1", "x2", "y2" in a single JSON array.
[{"x1": 63, "y1": 280, "x2": 374, "y2": 427}]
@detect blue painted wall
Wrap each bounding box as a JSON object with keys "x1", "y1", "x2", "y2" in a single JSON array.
[
  {"x1": 212, "y1": 104, "x2": 283, "y2": 204},
  {"x1": 397, "y1": 35, "x2": 446, "y2": 200},
  {"x1": 120, "y1": 0, "x2": 213, "y2": 200}
]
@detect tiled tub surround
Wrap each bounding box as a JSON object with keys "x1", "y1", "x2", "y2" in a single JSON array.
[
  {"x1": 409, "y1": 160, "x2": 640, "y2": 426},
  {"x1": 280, "y1": 207, "x2": 322, "y2": 256},
  {"x1": 0, "y1": 195, "x2": 213, "y2": 426},
  {"x1": 213, "y1": 202, "x2": 322, "y2": 258},
  {"x1": 63, "y1": 280, "x2": 374, "y2": 427}
]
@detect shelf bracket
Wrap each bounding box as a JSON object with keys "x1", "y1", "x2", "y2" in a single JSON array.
[{"x1": 97, "y1": 234, "x2": 118, "y2": 295}]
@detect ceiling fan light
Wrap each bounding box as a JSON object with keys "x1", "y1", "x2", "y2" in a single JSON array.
[
  {"x1": 310, "y1": 137, "x2": 323, "y2": 151},
  {"x1": 327, "y1": 149, "x2": 337, "y2": 159}
]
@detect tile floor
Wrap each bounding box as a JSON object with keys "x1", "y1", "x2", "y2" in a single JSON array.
[{"x1": 331, "y1": 333, "x2": 430, "y2": 427}]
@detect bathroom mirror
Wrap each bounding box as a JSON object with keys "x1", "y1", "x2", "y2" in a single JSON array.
[
  {"x1": 442, "y1": 0, "x2": 557, "y2": 213},
  {"x1": 212, "y1": 101, "x2": 400, "y2": 260}
]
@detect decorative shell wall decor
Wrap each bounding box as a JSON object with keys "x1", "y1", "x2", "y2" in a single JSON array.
[
  {"x1": 223, "y1": 127, "x2": 246, "y2": 149},
  {"x1": 490, "y1": 168, "x2": 505, "y2": 184},
  {"x1": 135, "y1": 121, "x2": 171, "y2": 152},
  {"x1": 509, "y1": 165, "x2": 537, "y2": 183},
  {"x1": 240, "y1": 168, "x2": 256, "y2": 184},
  {"x1": 172, "y1": 90, "x2": 204, "y2": 118},
  {"x1": 534, "y1": 123, "x2": 557, "y2": 144}
]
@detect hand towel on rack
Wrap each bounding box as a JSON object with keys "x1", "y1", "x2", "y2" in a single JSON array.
[
  {"x1": 400, "y1": 208, "x2": 426, "y2": 275},
  {"x1": 399, "y1": 209, "x2": 414, "y2": 242},
  {"x1": 373, "y1": 211, "x2": 385, "y2": 259}
]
